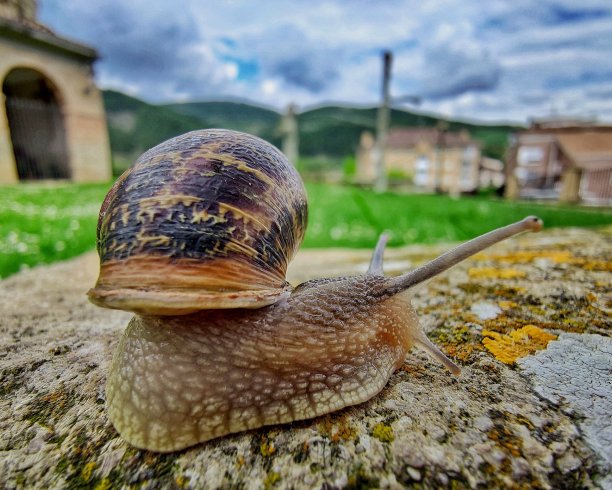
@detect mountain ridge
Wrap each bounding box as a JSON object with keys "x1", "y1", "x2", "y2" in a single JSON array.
[{"x1": 103, "y1": 90, "x2": 521, "y2": 171}]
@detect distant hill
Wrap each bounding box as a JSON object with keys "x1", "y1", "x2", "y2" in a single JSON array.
[
  {"x1": 102, "y1": 90, "x2": 521, "y2": 173},
  {"x1": 164, "y1": 101, "x2": 281, "y2": 144}
]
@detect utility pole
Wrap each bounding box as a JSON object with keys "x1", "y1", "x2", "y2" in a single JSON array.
[
  {"x1": 434, "y1": 119, "x2": 448, "y2": 193},
  {"x1": 374, "y1": 50, "x2": 392, "y2": 193},
  {"x1": 280, "y1": 103, "x2": 299, "y2": 168}
]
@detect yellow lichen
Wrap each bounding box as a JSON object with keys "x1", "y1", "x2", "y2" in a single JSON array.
[
  {"x1": 570, "y1": 258, "x2": 612, "y2": 272},
  {"x1": 474, "y1": 249, "x2": 612, "y2": 272},
  {"x1": 482, "y1": 325, "x2": 557, "y2": 364},
  {"x1": 94, "y1": 478, "x2": 112, "y2": 490},
  {"x1": 475, "y1": 249, "x2": 573, "y2": 263},
  {"x1": 371, "y1": 423, "x2": 394, "y2": 443},
  {"x1": 175, "y1": 475, "x2": 190, "y2": 488},
  {"x1": 468, "y1": 267, "x2": 526, "y2": 279},
  {"x1": 264, "y1": 471, "x2": 281, "y2": 489},
  {"x1": 81, "y1": 461, "x2": 96, "y2": 482},
  {"x1": 498, "y1": 300, "x2": 518, "y2": 309},
  {"x1": 260, "y1": 440, "x2": 276, "y2": 457}
]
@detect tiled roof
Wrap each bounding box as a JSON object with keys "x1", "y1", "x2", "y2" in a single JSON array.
[{"x1": 556, "y1": 130, "x2": 612, "y2": 171}]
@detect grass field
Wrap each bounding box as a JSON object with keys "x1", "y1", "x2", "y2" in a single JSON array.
[{"x1": 1, "y1": 181, "x2": 611, "y2": 279}]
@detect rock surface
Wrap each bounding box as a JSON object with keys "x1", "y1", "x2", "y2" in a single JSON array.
[{"x1": 0, "y1": 226, "x2": 610, "y2": 489}]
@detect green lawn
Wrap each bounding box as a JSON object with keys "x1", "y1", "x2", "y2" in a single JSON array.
[
  {"x1": 1, "y1": 181, "x2": 611, "y2": 279},
  {"x1": 304, "y1": 183, "x2": 612, "y2": 247},
  {"x1": 0, "y1": 183, "x2": 108, "y2": 279}
]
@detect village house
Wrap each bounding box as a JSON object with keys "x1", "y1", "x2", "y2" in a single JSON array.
[
  {"x1": 505, "y1": 120, "x2": 612, "y2": 205},
  {"x1": 0, "y1": 0, "x2": 110, "y2": 183},
  {"x1": 356, "y1": 127, "x2": 482, "y2": 194}
]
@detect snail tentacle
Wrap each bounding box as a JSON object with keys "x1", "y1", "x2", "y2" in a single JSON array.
[
  {"x1": 413, "y1": 332, "x2": 461, "y2": 376},
  {"x1": 367, "y1": 232, "x2": 390, "y2": 275},
  {"x1": 384, "y1": 216, "x2": 543, "y2": 294}
]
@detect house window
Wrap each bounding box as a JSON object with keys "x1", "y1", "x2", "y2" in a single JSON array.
[
  {"x1": 460, "y1": 159, "x2": 473, "y2": 186},
  {"x1": 517, "y1": 146, "x2": 544, "y2": 165},
  {"x1": 415, "y1": 156, "x2": 429, "y2": 186}
]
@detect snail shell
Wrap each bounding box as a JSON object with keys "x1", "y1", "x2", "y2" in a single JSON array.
[{"x1": 88, "y1": 129, "x2": 307, "y2": 315}]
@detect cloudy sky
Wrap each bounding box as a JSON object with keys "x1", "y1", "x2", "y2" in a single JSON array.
[{"x1": 40, "y1": 0, "x2": 612, "y2": 124}]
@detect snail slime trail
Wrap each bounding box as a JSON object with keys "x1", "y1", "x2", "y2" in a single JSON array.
[{"x1": 89, "y1": 129, "x2": 543, "y2": 452}]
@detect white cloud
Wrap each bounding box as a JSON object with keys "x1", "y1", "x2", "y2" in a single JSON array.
[{"x1": 38, "y1": 0, "x2": 612, "y2": 123}]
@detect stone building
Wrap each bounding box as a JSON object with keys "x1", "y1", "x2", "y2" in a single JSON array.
[
  {"x1": 505, "y1": 120, "x2": 612, "y2": 205},
  {"x1": 0, "y1": 0, "x2": 110, "y2": 183},
  {"x1": 356, "y1": 127, "x2": 481, "y2": 194}
]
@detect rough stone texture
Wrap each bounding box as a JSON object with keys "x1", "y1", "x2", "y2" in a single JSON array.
[
  {"x1": 518, "y1": 333, "x2": 612, "y2": 489},
  {"x1": 0, "y1": 226, "x2": 610, "y2": 489}
]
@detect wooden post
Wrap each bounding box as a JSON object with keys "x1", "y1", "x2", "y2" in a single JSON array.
[
  {"x1": 559, "y1": 167, "x2": 582, "y2": 203},
  {"x1": 374, "y1": 51, "x2": 392, "y2": 192}
]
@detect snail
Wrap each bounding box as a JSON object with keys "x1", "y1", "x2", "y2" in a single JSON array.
[{"x1": 89, "y1": 129, "x2": 543, "y2": 452}]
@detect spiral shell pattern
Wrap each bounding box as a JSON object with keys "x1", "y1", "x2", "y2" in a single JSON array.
[{"x1": 88, "y1": 129, "x2": 308, "y2": 314}]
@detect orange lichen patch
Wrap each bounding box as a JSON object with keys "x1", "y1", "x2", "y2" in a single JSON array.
[
  {"x1": 318, "y1": 414, "x2": 358, "y2": 443},
  {"x1": 487, "y1": 426, "x2": 523, "y2": 457},
  {"x1": 399, "y1": 363, "x2": 427, "y2": 377},
  {"x1": 468, "y1": 267, "x2": 526, "y2": 280},
  {"x1": 482, "y1": 325, "x2": 557, "y2": 364},
  {"x1": 442, "y1": 343, "x2": 482, "y2": 362}
]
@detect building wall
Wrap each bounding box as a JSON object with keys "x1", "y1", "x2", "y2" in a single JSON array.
[
  {"x1": 384, "y1": 144, "x2": 480, "y2": 193},
  {"x1": 0, "y1": 35, "x2": 111, "y2": 183},
  {"x1": 506, "y1": 129, "x2": 612, "y2": 204},
  {"x1": 580, "y1": 168, "x2": 612, "y2": 204},
  {"x1": 0, "y1": 0, "x2": 37, "y2": 22}
]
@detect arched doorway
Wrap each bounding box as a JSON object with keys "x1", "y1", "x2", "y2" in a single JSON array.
[{"x1": 2, "y1": 67, "x2": 70, "y2": 180}]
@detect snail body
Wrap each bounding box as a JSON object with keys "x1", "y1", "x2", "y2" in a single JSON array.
[
  {"x1": 90, "y1": 129, "x2": 543, "y2": 452},
  {"x1": 107, "y1": 275, "x2": 426, "y2": 452}
]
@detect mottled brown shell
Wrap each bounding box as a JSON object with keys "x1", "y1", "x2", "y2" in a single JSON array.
[{"x1": 88, "y1": 129, "x2": 308, "y2": 315}]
